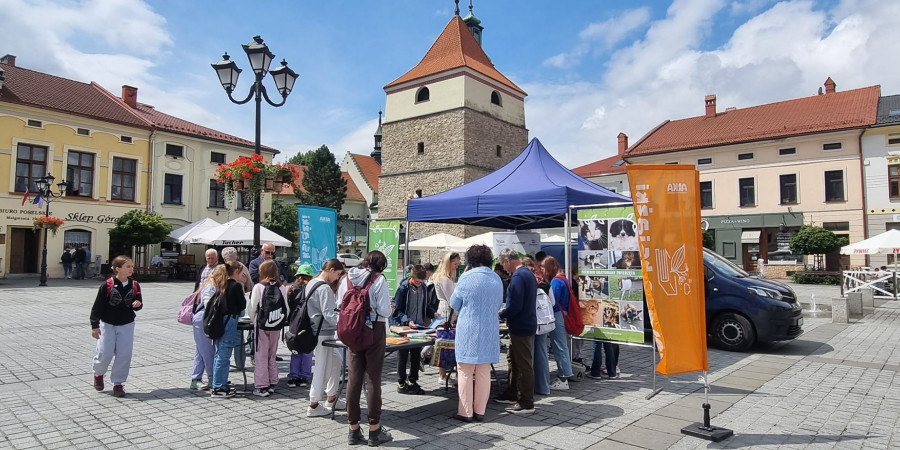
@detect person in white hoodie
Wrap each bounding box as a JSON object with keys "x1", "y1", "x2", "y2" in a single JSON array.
[
  {"x1": 305, "y1": 258, "x2": 345, "y2": 417},
  {"x1": 336, "y1": 251, "x2": 393, "y2": 447}
]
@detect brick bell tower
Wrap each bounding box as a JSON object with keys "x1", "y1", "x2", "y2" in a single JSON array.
[{"x1": 378, "y1": 2, "x2": 528, "y2": 239}]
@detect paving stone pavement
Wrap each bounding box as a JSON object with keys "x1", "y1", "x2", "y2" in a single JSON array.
[{"x1": 0, "y1": 277, "x2": 896, "y2": 449}]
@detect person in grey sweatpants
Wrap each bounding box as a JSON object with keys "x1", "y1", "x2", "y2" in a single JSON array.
[{"x1": 90, "y1": 256, "x2": 142, "y2": 397}]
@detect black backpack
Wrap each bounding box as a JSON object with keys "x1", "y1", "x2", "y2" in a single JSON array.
[
  {"x1": 284, "y1": 280, "x2": 327, "y2": 353},
  {"x1": 256, "y1": 282, "x2": 288, "y2": 331},
  {"x1": 202, "y1": 292, "x2": 227, "y2": 340}
]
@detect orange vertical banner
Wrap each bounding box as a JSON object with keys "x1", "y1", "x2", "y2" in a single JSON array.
[{"x1": 626, "y1": 164, "x2": 708, "y2": 375}]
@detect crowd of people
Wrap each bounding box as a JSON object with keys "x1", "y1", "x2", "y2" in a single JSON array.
[{"x1": 87, "y1": 242, "x2": 621, "y2": 446}]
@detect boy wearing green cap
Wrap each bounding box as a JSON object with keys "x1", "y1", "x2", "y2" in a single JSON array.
[{"x1": 286, "y1": 264, "x2": 316, "y2": 387}]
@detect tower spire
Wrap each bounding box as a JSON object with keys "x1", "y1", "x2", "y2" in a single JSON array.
[
  {"x1": 371, "y1": 109, "x2": 383, "y2": 165},
  {"x1": 462, "y1": 0, "x2": 483, "y2": 46},
  {"x1": 454, "y1": 0, "x2": 459, "y2": 16}
]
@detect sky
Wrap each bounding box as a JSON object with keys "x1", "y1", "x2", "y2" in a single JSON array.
[{"x1": 1, "y1": 0, "x2": 898, "y2": 170}]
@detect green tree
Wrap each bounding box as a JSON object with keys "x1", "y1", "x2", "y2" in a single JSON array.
[
  {"x1": 263, "y1": 198, "x2": 299, "y2": 247},
  {"x1": 702, "y1": 230, "x2": 715, "y2": 250},
  {"x1": 108, "y1": 210, "x2": 173, "y2": 263},
  {"x1": 296, "y1": 145, "x2": 347, "y2": 212},
  {"x1": 287, "y1": 151, "x2": 314, "y2": 166},
  {"x1": 789, "y1": 225, "x2": 848, "y2": 270}
]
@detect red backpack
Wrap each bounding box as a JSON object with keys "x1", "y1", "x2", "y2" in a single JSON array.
[
  {"x1": 337, "y1": 271, "x2": 381, "y2": 353},
  {"x1": 555, "y1": 275, "x2": 584, "y2": 335}
]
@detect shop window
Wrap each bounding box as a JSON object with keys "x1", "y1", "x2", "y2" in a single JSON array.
[
  {"x1": 779, "y1": 174, "x2": 797, "y2": 204},
  {"x1": 164, "y1": 173, "x2": 183, "y2": 205},
  {"x1": 700, "y1": 181, "x2": 713, "y2": 209},
  {"x1": 111, "y1": 157, "x2": 136, "y2": 201},
  {"x1": 66, "y1": 150, "x2": 94, "y2": 197},
  {"x1": 209, "y1": 179, "x2": 225, "y2": 208},
  {"x1": 14, "y1": 143, "x2": 48, "y2": 192},
  {"x1": 823, "y1": 222, "x2": 849, "y2": 232},
  {"x1": 63, "y1": 229, "x2": 91, "y2": 250},
  {"x1": 739, "y1": 177, "x2": 755, "y2": 207},
  {"x1": 824, "y1": 170, "x2": 845, "y2": 202}
]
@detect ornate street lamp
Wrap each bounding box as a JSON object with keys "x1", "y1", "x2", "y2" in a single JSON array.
[
  {"x1": 35, "y1": 173, "x2": 68, "y2": 286},
  {"x1": 212, "y1": 36, "x2": 298, "y2": 250}
]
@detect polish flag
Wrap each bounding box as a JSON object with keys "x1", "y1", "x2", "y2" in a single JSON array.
[{"x1": 21, "y1": 185, "x2": 29, "y2": 206}]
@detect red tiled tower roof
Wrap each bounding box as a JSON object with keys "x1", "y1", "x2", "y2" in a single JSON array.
[
  {"x1": 0, "y1": 62, "x2": 151, "y2": 129},
  {"x1": 384, "y1": 16, "x2": 526, "y2": 97},
  {"x1": 626, "y1": 85, "x2": 881, "y2": 157}
]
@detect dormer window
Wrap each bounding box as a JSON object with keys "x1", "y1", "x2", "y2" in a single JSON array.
[
  {"x1": 415, "y1": 87, "x2": 430, "y2": 103},
  {"x1": 490, "y1": 91, "x2": 502, "y2": 106}
]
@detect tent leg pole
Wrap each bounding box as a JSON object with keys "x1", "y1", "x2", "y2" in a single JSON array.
[
  {"x1": 646, "y1": 337, "x2": 662, "y2": 399},
  {"x1": 404, "y1": 218, "x2": 410, "y2": 271}
]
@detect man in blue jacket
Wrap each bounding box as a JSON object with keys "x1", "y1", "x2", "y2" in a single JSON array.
[{"x1": 496, "y1": 248, "x2": 537, "y2": 414}]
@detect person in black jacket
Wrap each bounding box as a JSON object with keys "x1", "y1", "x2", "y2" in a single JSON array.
[
  {"x1": 496, "y1": 248, "x2": 537, "y2": 414},
  {"x1": 210, "y1": 263, "x2": 248, "y2": 398},
  {"x1": 392, "y1": 265, "x2": 438, "y2": 394},
  {"x1": 90, "y1": 256, "x2": 143, "y2": 397}
]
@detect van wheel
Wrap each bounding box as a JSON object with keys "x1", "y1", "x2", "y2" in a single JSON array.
[{"x1": 711, "y1": 313, "x2": 755, "y2": 352}]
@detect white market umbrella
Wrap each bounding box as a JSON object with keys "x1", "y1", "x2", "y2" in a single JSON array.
[
  {"x1": 189, "y1": 217, "x2": 292, "y2": 247},
  {"x1": 447, "y1": 232, "x2": 495, "y2": 253},
  {"x1": 168, "y1": 217, "x2": 221, "y2": 244},
  {"x1": 542, "y1": 235, "x2": 566, "y2": 243},
  {"x1": 400, "y1": 233, "x2": 463, "y2": 252},
  {"x1": 840, "y1": 229, "x2": 900, "y2": 255}
]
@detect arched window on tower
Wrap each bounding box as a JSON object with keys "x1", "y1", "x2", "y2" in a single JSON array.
[
  {"x1": 416, "y1": 87, "x2": 430, "y2": 103},
  {"x1": 490, "y1": 91, "x2": 502, "y2": 106}
]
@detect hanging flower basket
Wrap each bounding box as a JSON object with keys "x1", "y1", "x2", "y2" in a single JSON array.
[
  {"x1": 34, "y1": 216, "x2": 64, "y2": 235},
  {"x1": 216, "y1": 153, "x2": 270, "y2": 202}
]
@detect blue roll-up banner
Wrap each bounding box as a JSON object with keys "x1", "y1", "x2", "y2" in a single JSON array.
[{"x1": 297, "y1": 205, "x2": 337, "y2": 272}]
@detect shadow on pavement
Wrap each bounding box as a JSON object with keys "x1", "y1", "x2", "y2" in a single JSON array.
[{"x1": 707, "y1": 432, "x2": 872, "y2": 448}]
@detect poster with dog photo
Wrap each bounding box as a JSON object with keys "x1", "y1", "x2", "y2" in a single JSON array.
[{"x1": 576, "y1": 206, "x2": 646, "y2": 343}]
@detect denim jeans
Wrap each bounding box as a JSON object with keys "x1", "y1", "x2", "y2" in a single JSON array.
[
  {"x1": 590, "y1": 341, "x2": 619, "y2": 377},
  {"x1": 532, "y1": 333, "x2": 550, "y2": 394},
  {"x1": 549, "y1": 310, "x2": 573, "y2": 378},
  {"x1": 212, "y1": 315, "x2": 240, "y2": 389}
]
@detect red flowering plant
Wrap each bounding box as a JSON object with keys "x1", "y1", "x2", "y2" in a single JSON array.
[
  {"x1": 216, "y1": 153, "x2": 269, "y2": 201},
  {"x1": 34, "y1": 216, "x2": 64, "y2": 235}
]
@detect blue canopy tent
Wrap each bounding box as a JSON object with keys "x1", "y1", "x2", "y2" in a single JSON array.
[{"x1": 407, "y1": 137, "x2": 631, "y2": 230}]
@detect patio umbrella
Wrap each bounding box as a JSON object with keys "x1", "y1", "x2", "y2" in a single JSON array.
[
  {"x1": 168, "y1": 218, "x2": 221, "y2": 244},
  {"x1": 189, "y1": 217, "x2": 292, "y2": 247},
  {"x1": 841, "y1": 229, "x2": 900, "y2": 268},
  {"x1": 400, "y1": 233, "x2": 463, "y2": 251}
]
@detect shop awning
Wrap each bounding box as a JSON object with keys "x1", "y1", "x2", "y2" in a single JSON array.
[{"x1": 741, "y1": 230, "x2": 761, "y2": 243}]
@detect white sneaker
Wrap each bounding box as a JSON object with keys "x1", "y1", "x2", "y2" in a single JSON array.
[
  {"x1": 252, "y1": 388, "x2": 270, "y2": 397},
  {"x1": 325, "y1": 398, "x2": 346, "y2": 410},
  {"x1": 549, "y1": 378, "x2": 569, "y2": 390},
  {"x1": 307, "y1": 404, "x2": 331, "y2": 417}
]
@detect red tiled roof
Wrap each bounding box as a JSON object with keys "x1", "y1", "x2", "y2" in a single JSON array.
[
  {"x1": 626, "y1": 85, "x2": 881, "y2": 157},
  {"x1": 0, "y1": 62, "x2": 151, "y2": 129},
  {"x1": 133, "y1": 103, "x2": 278, "y2": 153},
  {"x1": 572, "y1": 154, "x2": 627, "y2": 177},
  {"x1": 384, "y1": 16, "x2": 526, "y2": 97},
  {"x1": 349, "y1": 153, "x2": 381, "y2": 194},
  {"x1": 275, "y1": 164, "x2": 364, "y2": 202}
]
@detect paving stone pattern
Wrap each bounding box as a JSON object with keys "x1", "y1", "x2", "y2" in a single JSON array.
[{"x1": 0, "y1": 279, "x2": 896, "y2": 449}]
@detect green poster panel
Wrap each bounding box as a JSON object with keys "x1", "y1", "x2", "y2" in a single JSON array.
[
  {"x1": 576, "y1": 207, "x2": 645, "y2": 344},
  {"x1": 368, "y1": 220, "x2": 400, "y2": 296}
]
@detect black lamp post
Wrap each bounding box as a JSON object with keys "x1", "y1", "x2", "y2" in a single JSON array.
[
  {"x1": 35, "y1": 173, "x2": 68, "y2": 286},
  {"x1": 211, "y1": 36, "x2": 298, "y2": 250}
]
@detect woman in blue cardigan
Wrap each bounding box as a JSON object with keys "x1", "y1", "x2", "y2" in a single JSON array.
[{"x1": 449, "y1": 244, "x2": 503, "y2": 423}]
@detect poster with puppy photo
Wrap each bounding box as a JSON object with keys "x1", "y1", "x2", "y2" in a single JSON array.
[{"x1": 576, "y1": 206, "x2": 646, "y2": 344}]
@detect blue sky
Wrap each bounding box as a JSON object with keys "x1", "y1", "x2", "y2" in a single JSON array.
[{"x1": 2, "y1": 0, "x2": 898, "y2": 169}]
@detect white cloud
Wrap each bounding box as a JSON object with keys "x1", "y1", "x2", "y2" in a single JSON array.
[
  {"x1": 543, "y1": 7, "x2": 651, "y2": 69},
  {"x1": 527, "y1": 0, "x2": 900, "y2": 171}
]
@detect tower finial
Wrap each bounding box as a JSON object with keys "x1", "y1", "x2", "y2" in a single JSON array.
[
  {"x1": 469, "y1": 0, "x2": 473, "y2": 13},
  {"x1": 454, "y1": 0, "x2": 460, "y2": 16}
]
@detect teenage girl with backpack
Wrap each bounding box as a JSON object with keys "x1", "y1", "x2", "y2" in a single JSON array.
[
  {"x1": 249, "y1": 260, "x2": 288, "y2": 397},
  {"x1": 209, "y1": 263, "x2": 247, "y2": 398},
  {"x1": 336, "y1": 251, "x2": 393, "y2": 447},
  {"x1": 90, "y1": 255, "x2": 142, "y2": 397},
  {"x1": 306, "y1": 259, "x2": 345, "y2": 417},
  {"x1": 190, "y1": 264, "x2": 228, "y2": 391},
  {"x1": 286, "y1": 264, "x2": 315, "y2": 388}
]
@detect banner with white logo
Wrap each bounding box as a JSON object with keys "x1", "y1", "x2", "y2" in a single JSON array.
[
  {"x1": 368, "y1": 220, "x2": 400, "y2": 296},
  {"x1": 297, "y1": 205, "x2": 337, "y2": 273},
  {"x1": 627, "y1": 164, "x2": 708, "y2": 375}
]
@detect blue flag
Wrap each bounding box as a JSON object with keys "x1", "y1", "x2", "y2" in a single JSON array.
[{"x1": 32, "y1": 193, "x2": 43, "y2": 208}]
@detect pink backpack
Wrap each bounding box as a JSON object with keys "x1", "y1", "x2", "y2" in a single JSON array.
[{"x1": 177, "y1": 291, "x2": 198, "y2": 325}]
